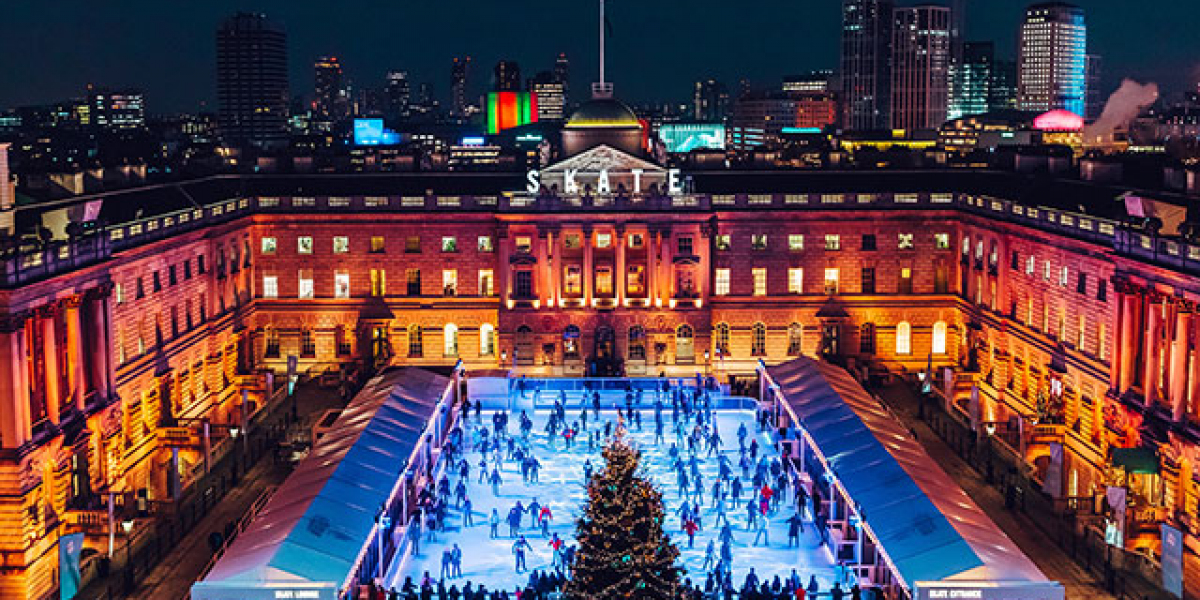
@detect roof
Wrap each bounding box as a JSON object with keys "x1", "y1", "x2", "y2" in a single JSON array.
[
  {"x1": 765, "y1": 358, "x2": 1052, "y2": 589},
  {"x1": 566, "y1": 98, "x2": 641, "y2": 129},
  {"x1": 193, "y1": 367, "x2": 450, "y2": 597}
]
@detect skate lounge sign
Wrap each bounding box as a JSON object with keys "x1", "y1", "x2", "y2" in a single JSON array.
[
  {"x1": 525, "y1": 144, "x2": 683, "y2": 196},
  {"x1": 915, "y1": 582, "x2": 1064, "y2": 600}
]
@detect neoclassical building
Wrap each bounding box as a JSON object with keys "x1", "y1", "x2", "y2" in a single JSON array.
[{"x1": 1, "y1": 134, "x2": 1199, "y2": 596}]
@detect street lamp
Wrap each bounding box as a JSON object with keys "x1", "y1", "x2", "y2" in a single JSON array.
[{"x1": 121, "y1": 518, "x2": 135, "y2": 593}]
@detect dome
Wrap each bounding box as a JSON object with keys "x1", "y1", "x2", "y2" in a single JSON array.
[{"x1": 565, "y1": 98, "x2": 641, "y2": 129}]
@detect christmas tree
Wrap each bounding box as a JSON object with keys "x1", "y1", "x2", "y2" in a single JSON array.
[{"x1": 564, "y1": 430, "x2": 682, "y2": 598}]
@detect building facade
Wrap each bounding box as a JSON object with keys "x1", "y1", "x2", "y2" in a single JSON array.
[
  {"x1": 840, "y1": 0, "x2": 894, "y2": 130},
  {"x1": 890, "y1": 4, "x2": 951, "y2": 131},
  {"x1": 1017, "y1": 2, "x2": 1087, "y2": 116},
  {"x1": 215, "y1": 12, "x2": 290, "y2": 148}
]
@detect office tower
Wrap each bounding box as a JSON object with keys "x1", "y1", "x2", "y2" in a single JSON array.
[
  {"x1": 529, "y1": 71, "x2": 567, "y2": 121},
  {"x1": 216, "y1": 12, "x2": 289, "y2": 148},
  {"x1": 891, "y1": 5, "x2": 952, "y2": 130},
  {"x1": 385, "y1": 71, "x2": 411, "y2": 120},
  {"x1": 314, "y1": 56, "x2": 347, "y2": 122},
  {"x1": 450, "y1": 56, "x2": 471, "y2": 118},
  {"x1": 841, "y1": 0, "x2": 894, "y2": 130},
  {"x1": 1017, "y1": 2, "x2": 1086, "y2": 116},
  {"x1": 990, "y1": 59, "x2": 1018, "y2": 111},
  {"x1": 495, "y1": 60, "x2": 522, "y2": 92},
  {"x1": 554, "y1": 52, "x2": 571, "y2": 104},
  {"x1": 694, "y1": 79, "x2": 730, "y2": 122},
  {"x1": 1085, "y1": 54, "x2": 1103, "y2": 120},
  {"x1": 949, "y1": 42, "x2": 995, "y2": 120},
  {"x1": 729, "y1": 95, "x2": 802, "y2": 152},
  {"x1": 86, "y1": 87, "x2": 146, "y2": 130},
  {"x1": 783, "y1": 71, "x2": 835, "y2": 95}
]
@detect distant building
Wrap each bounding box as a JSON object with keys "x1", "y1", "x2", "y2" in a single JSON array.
[
  {"x1": 694, "y1": 80, "x2": 730, "y2": 122},
  {"x1": 1018, "y1": 2, "x2": 1086, "y2": 116},
  {"x1": 783, "y1": 71, "x2": 835, "y2": 95},
  {"x1": 216, "y1": 12, "x2": 290, "y2": 148},
  {"x1": 529, "y1": 71, "x2": 567, "y2": 122},
  {"x1": 891, "y1": 5, "x2": 951, "y2": 131},
  {"x1": 841, "y1": 0, "x2": 894, "y2": 130},
  {"x1": 313, "y1": 56, "x2": 347, "y2": 123},
  {"x1": 86, "y1": 87, "x2": 146, "y2": 130},
  {"x1": 990, "y1": 59, "x2": 1018, "y2": 112},
  {"x1": 950, "y1": 42, "x2": 997, "y2": 120},
  {"x1": 729, "y1": 96, "x2": 801, "y2": 152},
  {"x1": 554, "y1": 53, "x2": 571, "y2": 104},
  {"x1": 495, "y1": 60, "x2": 522, "y2": 93},
  {"x1": 451, "y1": 57, "x2": 471, "y2": 118},
  {"x1": 385, "y1": 70, "x2": 411, "y2": 120},
  {"x1": 1085, "y1": 54, "x2": 1103, "y2": 121}
]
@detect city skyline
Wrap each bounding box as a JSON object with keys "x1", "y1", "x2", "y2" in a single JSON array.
[{"x1": 1, "y1": 0, "x2": 1198, "y2": 114}]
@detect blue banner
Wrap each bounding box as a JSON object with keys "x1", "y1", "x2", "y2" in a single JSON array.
[
  {"x1": 1161, "y1": 523, "x2": 1184, "y2": 597},
  {"x1": 59, "y1": 532, "x2": 84, "y2": 600}
]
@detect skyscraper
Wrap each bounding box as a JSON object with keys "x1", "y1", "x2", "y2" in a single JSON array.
[
  {"x1": 1085, "y1": 54, "x2": 1103, "y2": 121},
  {"x1": 86, "y1": 87, "x2": 146, "y2": 130},
  {"x1": 554, "y1": 53, "x2": 571, "y2": 104},
  {"x1": 385, "y1": 70, "x2": 411, "y2": 120},
  {"x1": 450, "y1": 56, "x2": 471, "y2": 118},
  {"x1": 495, "y1": 60, "x2": 521, "y2": 92},
  {"x1": 990, "y1": 59, "x2": 1018, "y2": 111},
  {"x1": 841, "y1": 0, "x2": 894, "y2": 130},
  {"x1": 313, "y1": 56, "x2": 346, "y2": 122},
  {"x1": 216, "y1": 12, "x2": 289, "y2": 148},
  {"x1": 1017, "y1": 2, "x2": 1086, "y2": 116},
  {"x1": 949, "y1": 42, "x2": 996, "y2": 120},
  {"x1": 891, "y1": 5, "x2": 951, "y2": 130},
  {"x1": 529, "y1": 71, "x2": 567, "y2": 121},
  {"x1": 694, "y1": 79, "x2": 731, "y2": 122},
  {"x1": 783, "y1": 71, "x2": 835, "y2": 94}
]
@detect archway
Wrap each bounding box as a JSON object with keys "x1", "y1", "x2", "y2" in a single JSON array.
[{"x1": 676, "y1": 324, "x2": 695, "y2": 364}]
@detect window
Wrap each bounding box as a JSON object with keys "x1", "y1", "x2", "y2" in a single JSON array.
[
  {"x1": 337, "y1": 325, "x2": 352, "y2": 356},
  {"x1": 1059, "y1": 266, "x2": 1069, "y2": 287},
  {"x1": 898, "y1": 267, "x2": 913, "y2": 294},
  {"x1": 896, "y1": 321, "x2": 912, "y2": 355},
  {"x1": 1011, "y1": 251, "x2": 1019, "y2": 270},
  {"x1": 333, "y1": 236, "x2": 349, "y2": 253},
  {"x1": 297, "y1": 236, "x2": 313, "y2": 255},
  {"x1": 596, "y1": 233, "x2": 612, "y2": 249},
  {"x1": 152, "y1": 272, "x2": 161, "y2": 292},
  {"x1": 1078, "y1": 315, "x2": 1087, "y2": 350},
  {"x1": 861, "y1": 234, "x2": 876, "y2": 251},
  {"x1": 298, "y1": 270, "x2": 314, "y2": 299},
  {"x1": 788, "y1": 268, "x2": 804, "y2": 294},
  {"x1": 479, "y1": 269, "x2": 495, "y2": 296},
  {"x1": 261, "y1": 237, "x2": 276, "y2": 254},
  {"x1": 262, "y1": 275, "x2": 278, "y2": 299},
  {"x1": 371, "y1": 236, "x2": 387, "y2": 253},
  {"x1": 716, "y1": 234, "x2": 731, "y2": 251},
  {"x1": 596, "y1": 267, "x2": 614, "y2": 295},
  {"x1": 751, "y1": 234, "x2": 768, "y2": 251},
  {"x1": 715, "y1": 269, "x2": 731, "y2": 296},
  {"x1": 677, "y1": 236, "x2": 694, "y2": 255},
  {"x1": 934, "y1": 233, "x2": 950, "y2": 249},
  {"x1": 627, "y1": 266, "x2": 645, "y2": 295},
  {"x1": 562, "y1": 234, "x2": 580, "y2": 250},
  {"x1": 787, "y1": 323, "x2": 803, "y2": 356},
  {"x1": 477, "y1": 236, "x2": 494, "y2": 252},
  {"x1": 168, "y1": 266, "x2": 177, "y2": 286},
  {"x1": 197, "y1": 255, "x2": 206, "y2": 274},
  {"x1": 115, "y1": 283, "x2": 125, "y2": 305},
  {"x1": 515, "y1": 271, "x2": 533, "y2": 299},
  {"x1": 441, "y1": 236, "x2": 458, "y2": 253},
  {"x1": 404, "y1": 236, "x2": 420, "y2": 253},
  {"x1": 897, "y1": 233, "x2": 914, "y2": 250},
  {"x1": 1026, "y1": 256, "x2": 1036, "y2": 275},
  {"x1": 408, "y1": 325, "x2": 423, "y2": 357},
  {"x1": 824, "y1": 234, "x2": 841, "y2": 251},
  {"x1": 405, "y1": 269, "x2": 420, "y2": 296},
  {"x1": 962, "y1": 237, "x2": 971, "y2": 256},
  {"x1": 564, "y1": 267, "x2": 582, "y2": 295},
  {"x1": 1043, "y1": 260, "x2": 1052, "y2": 281},
  {"x1": 788, "y1": 234, "x2": 804, "y2": 251},
  {"x1": 861, "y1": 267, "x2": 876, "y2": 294},
  {"x1": 751, "y1": 323, "x2": 767, "y2": 356},
  {"x1": 301, "y1": 329, "x2": 316, "y2": 357},
  {"x1": 183, "y1": 261, "x2": 192, "y2": 280},
  {"x1": 752, "y1": 268, "x2": 767, "y2": 296},
  {"x1": 1097, "y1": 280, "x2": 1107, "y2": 302},
  {"x1": 265, "y1": 328, "x2": 280, "y2": 358},
  {"x1": 1076, "y1": 273, "x2": 1087, "y2": 294},
  {"x1": 715, "y1": 323, "x2": 731, "y2": 354},
  {"x1": 480, "y1": 324, "x2": 496, "y2": 356},
  {"x1": 1098, "y1": 323, "x2": 1108, "y2": 360},
  {"x1": 443, "y1": 269, "x2": 458, "y2": 296},
  {"x1": 371, "y1": 269, "x2": 387, "y2": 296},
  {"x1": 824, "y1": 268, "x2": 839, "y2": 295},
  {"x1": 860, "y1": 323, "x2": 876, "y2": 354},
  {"x1": 443, "y1": 324, "x2": 458, "y2": 357},
  {"x1": 335, "y1": 272, "x2": 350, "y2": 298},
  {"x1": 932, "y1": 321, "x2": 947, "y2": 354},
  {"x1": 516, "y1": 236, "x2": 533, "y2": 253},
  {"x1": 564, "y1": 325, "x2": 581, "y2": 359},
  {"x1": 627, "y1": 233, "x2": 644, "y2": 249},
  {"x1": 628, "y1": 326, "x2": 646, "y2": 360}
]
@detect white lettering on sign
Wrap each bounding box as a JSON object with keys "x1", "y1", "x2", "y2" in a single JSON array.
[
  {"x1": 927, "y1": 591, "x2": 983, "y2": 599},
  {"x1": 526, "y1": 169, "x2": 540, "y2": 194},
  {"x1": 597, "y1": 169, "x2": 611, "y2": 194},
  {"x1": 563, "y1": 169, "x2": 579, "y2": 194},
  {"x1": 631, "y1": 168, "x2": 644, "y2": 193},
  {"x1": 274, "y1": 591, "x2": 321, "y2": 599},
  {"x1": 668, "y1": 168, "x2": 683, "y2": 195}
]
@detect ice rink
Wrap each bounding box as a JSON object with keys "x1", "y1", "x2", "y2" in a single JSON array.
[{"x1": 387, "y1": 405, "x2": 838, "y2": 593}]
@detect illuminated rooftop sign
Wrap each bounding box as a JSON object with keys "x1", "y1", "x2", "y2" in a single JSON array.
[
  {"x1": 1033, "y1": 110, "x2": 1083, "y2": 131},
  {"x1": 487, "y1": 92, "x2": 538, "y2": 135}
]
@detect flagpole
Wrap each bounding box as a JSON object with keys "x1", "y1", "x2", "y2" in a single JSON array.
[{"x1": 599, "y1": 0, "x2": 606, "y2": 87}]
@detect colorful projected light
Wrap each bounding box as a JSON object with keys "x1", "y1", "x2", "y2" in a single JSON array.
[
  {"x1": 354, "y1": 118, "x2": 402, "y2": 145},
  {"x1": 1033, "y1": 110, "x2": 1084, "y2": 132},
  {"x1": 487, "y1": 92, "x2": 538, "y2": 134}
]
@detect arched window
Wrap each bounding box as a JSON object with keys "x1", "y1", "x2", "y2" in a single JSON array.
[
  {"x1": 628, "y1": 325, "x2": 646, "y2": 360},
  {"x1": 787, "y1": 323, "x2": 803, "y2": 356},
  {"x1": 564, "y1": 324, "x2": 581, "y2": 359},
  {"x1": 932, "y1": 321, "x2": 947, "y2": 355},
  {"x1": 675, "y1": 324, "x2": 695, "y2": 362},
  {"x1": 264, "y1": 326, "x2": 280, "y2": 358},
  {"x1": 715, "y1": 323, "x2": 731, "y2": 355},
  {"x1": 444, "y1": 323, "x2": 458, "y2": 357},
  {"x1": 480, "y1": 323, "x2": 495, "y2": 356},
  {"x1": 408, "y1": 324, "x2": 423, "y2": 358},
  {"x1": 751, "y1": 323, "x2": 767, "y2": 356},
  {"x1": 896, "y1": 321, "x2": 912, "y2": 355},
  {"x1": 859, "y1": 323, "x2": 876, "y2": 354}
]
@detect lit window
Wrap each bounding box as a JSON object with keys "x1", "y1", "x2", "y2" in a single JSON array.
[
  {"x1": 896, "y1": 321, "x2": 912, "y2": 355},
  {"x1": 788, "y1": 235, "x2": 804, "y2": 251},
  {"x1": 297, "y1": 236, "x2": 313, "y2": 255},
  {"x1": 479, "y1": 269, "x2": 494, "y2": 296},
  {"x1": 787, "y1": 323, "x2": 803, "y2": 356},
  {"x1": 898, "y1": 233, "x2": 914, "y2": 249},
  {"x1": 596, "y1": 233, "x2": 612, "y2": 249},
  {"x1": 333, "y1": 236, "x2": 350, "y2": 253},
  {"x1": 405, "y1": 236, "x2": 420, "y2": 253},
  {"x1": 824, "y1": 234, "x2": 841, "y2": 251},
  {"x1": 932, "y1": 321, "x2": 947, "y2": 354},
  {"x1": 442, "y1": 236, "x2": 458, "y2": 253},
  {"x1": 371, "y1": 269, "x2": 387, "y2": 297},
  {"x1": 627, "y1": 233, "x2": 644, "y2": 249},
  {"x1": 262, "y1": 275, "x2": 278, "y2": 298},
  {"x1": 715, "y1": 269, "x2": 731, "y2": 296},
  {"x1": 824, "y1": 268, "x2": 839, "y2": 294},
  {"x1": 934, "y1": 233, "x2": 950, "y2": 249},
  {"x1": 371, "y1": 236, "x2": 386, "y2": 253},
  {"x1": 596, "y1": 267, "x2": 613, "y2": 295},
  {"x1": 335, "y1": 272, "x2": 350, "y2": 298},
  {"x1": 261, "y1": 237, "x2": 277, "y2": 255},
  {"x1": 480, "y1": 324, "x2": 495, "y2": 356},
  {"x1": 627, "y1": 266, "x2": 645, "y2": 295},
  {"x1": 564, "y1": 266, "x2": 582, "y2": 295},
  {"x1": 298, "y1": 270, "x2": 314, "y2": 299},
  {"x1": 751, "y1": 323, "x2": 767, "y2": 356},
  {"x1": 516, "y1": 236, "x2": 533, "y2": 253},
  {"x1": 715, "y1": 323, "x2": 730, "y2": 354},
  {"x1": 442, "y1": 269, "x2": 458, "y2": 296},
  {"x1": 788, "y1": 268, "x2": 803, "y2": 294},
  {"x1": 478, "y1": 236, "x2": 494, "y2": 252},
  {"x1": 751, "y1": 234, "x2": 768, "y2": 251},
  {"x1": 115, "y1": 283, "x2": 125, "y2": 305},
  {"x1": 1043, "y1": 260, "x2": 1052, "y2": 281},
  {"x1": 1026, "y1": 256, "x2": 1036, "y2": 275},
  {"x1": 444, "y1": 324, "x2": 459, "y2": 357},
  {"x1": 563, "y1": 234, "x2": 580, "y2": 250},
  {"x1": 716, "y1": 234, "x2": 731, "y2": 251},
  {"x1": 1059, "y1": 266, "x2": 1069, "y2": 287},
  {"x1": 752, "y1": 268, "x2": 767, "y2": 296}
]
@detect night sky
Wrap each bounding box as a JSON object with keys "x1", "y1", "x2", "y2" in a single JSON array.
[{"x1": 2, "y1": 0, "x2": 1198, "y2": 114}]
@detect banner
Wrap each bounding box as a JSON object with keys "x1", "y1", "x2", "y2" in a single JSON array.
[
  {"x1": 1105, "y1": 486, "x2": 1126, "y2": 547},
  {"x1": 1041, "y1": 443, "x2": 1063, "y2": 499},
  {"x1": 59, "y1": 532, "x2": 84, "y2": 600},
  {"x1": 1161, "y1": 523, "x2": 1184, "y2": 597}
]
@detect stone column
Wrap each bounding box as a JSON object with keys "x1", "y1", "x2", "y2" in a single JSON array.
[
  {"x1": 41, "y1": 304, "x2": 61, "y2": 424},
  {"x1": 1189, "y1": 316, "x2": 1200, "y2": 421},
  {"x1": 90, "y1": 285, "x2": 115, "y2": 403},
  {"x1": 662, "y1": 231, "x2": 674, "y2": 300},
  {"x1": 583, "y1": 227, "x2": 594, "y2": 306},
  {"x1": 646, "y1": 230, "x2": 658, "y2": 306},
  {"x1": 535, "y1": 229, "x2": 549, "y2": 303},
  {"x1": 0, "y1": 317, "x2": 30, "y2": 447},
  {"x1": 498, "y1": 230, "x2": 511, "y2": 304},
  {"x1": 550, "y1": 230, "x2": 562, "y2": 307},
  {"x1": 1144, "y1": 296, "x2": 1162, "y2": 404},
  {"x1": 65, "y1": 295, "x2": 87, "y2": 410},
  {"x1": 1109, "y1": 287, "x2": 1125, "y2": 392},
  {"x1": 1169, "y1": 310, "x2": 1192, "y2": 422},
  {"x1": 697, "y1": 225, "x2": 711, "y2": 300},
  {"x1": 1118, "y1": 290, "x2": 1140, "y2": 393},
  {"x1": 615, "y1": 225, "x2": 627, "y2": 306}
]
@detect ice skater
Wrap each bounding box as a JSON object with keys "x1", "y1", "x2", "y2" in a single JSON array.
[
  {"x1": 451, "y1": 543, "x2": 462, "y2": 578},
  {"x1": 786, "y1": 512, "x2": 804, "y2": 547},
  {"x1": 462, "y1": 496, "x2": 474, "y2": 527},
  {"x1": 489, "y1": 467, "x2": 503, "y2": 496},
  {"x1": 512, "y1": 535, "x2": 533, "y2": 573},
  {"x1": 489, "y1": 508, "x2": 500, "y2": 539},
  {"x1": 701, "y1": 539, "x2": 716, "y2": 571},
  {"x1": 753, "y1": 512, "x2": 769, "y2": 546}
]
